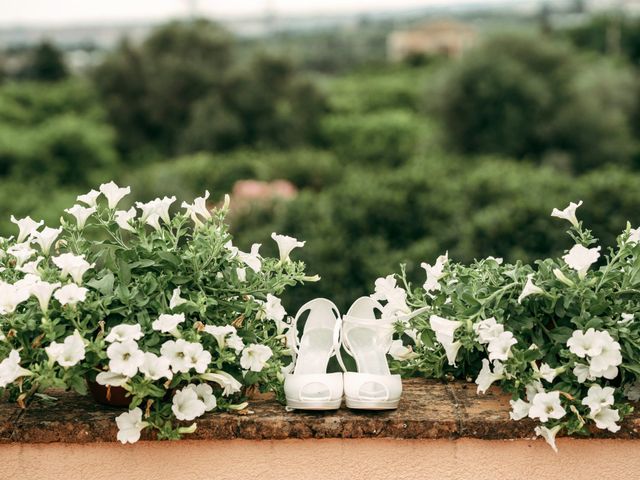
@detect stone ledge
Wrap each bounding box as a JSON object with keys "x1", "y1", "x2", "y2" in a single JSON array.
[{"x1": 1, "y1": 378, "x2": 639, "y2": 443}]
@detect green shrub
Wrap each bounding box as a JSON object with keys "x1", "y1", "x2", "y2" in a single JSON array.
[
  {"x1": 433, "y1": 32, "x2": 638, "y2": 172},
  {"x1": 0, "y1": 114, "x2": 118, "y2": 186},
  {"x1": 321, "y1": 110, "x2": 419, "y2": 166}
]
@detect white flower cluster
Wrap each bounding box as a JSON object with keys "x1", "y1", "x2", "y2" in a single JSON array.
[{"x1": 567, "y1": 328, "x2": 622, "y2": 382}]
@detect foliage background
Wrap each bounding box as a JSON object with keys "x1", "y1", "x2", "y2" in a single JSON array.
[{"x1": 1, "y1": 7, "x2": 640, "y2": 311}]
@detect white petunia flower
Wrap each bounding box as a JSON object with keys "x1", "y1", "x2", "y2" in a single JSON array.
[
  {"x1": 139, "y1": 352, "x2": 173, "y2": 381},
  {"x1": 99, "y1": 181, "x2": 131, "y2": 209},
  {"x1": 263, "y1": 294, "x2": 286, "y2": 322},
  {"x1": 567, "y1": 328, "x2": 605, "y2": 358},
  {"x1": 161, "y1": 339, "x2": 211, "y2": 373},
  {"x1": 203, "y1": 325, "x2": 237, "y2": 350},
  {"x1": 31, "y1": 226, "x2": 62, "y2": 255},
  {"x1": 136, "y1": 196, "x2": 175, "y2": 225},
  {"x1": 517, "y1": 274, "x2": 544, "y2": 304},
  {"x1": 528, "y1": 391, "x2": 566, "y2": 422},
  {"x1": 421, "y1": 252, "x2": 448, "y2": 292},
  {"x1": 487, "y1": 331, "x2": 517, "y2": 362},
  {"x1": 11, "y1": 216, "x2": 44, "y2": 243},
  {"x1": 271, "y1": 232, "x2": 305, "y2": 262},
  {"x1": 429, "y1": 315, "x2": 462, "y2": 366},
  {"x1": 573, "y1": 363, "x2": 593, "y2": 383},
  {"x1": 562, "y1": 244, "x2": 600, "y2": 279},
  {"x1": 96, "y1": 371, "x2": 129, "y2": 387},
  {"x1": 371, "y1": 274, "x2": 397, "y2": 301},
  {"x1": 0, "y1": 280, "x2": 31, "y2": 314},
  {"x1": 538, "y1": 363, "x2": 558, "y2": 383},
  {"x1": 238, "y1": 243, "x2": 262, "y2": 273},
  {"x1": 620, "y1": 313, "x2": 634, "y2": 325},
  {"x1": 29, "y1": 280, "x2": 61, "y2": 312},
  {"x1": 114, "y1": 207, "x2": 137, "y2": 233},
  {"x1": 53, "y1": 283, "x2": 88, "y2": 306},
  {"x1": 77, "y1": 189, "x2": 101, "y2": 208},
  {"x1": 201, "y1": 371, "x2": 243, "y2": 396},
  {"x1": 224, "y1": 240, "x2": 239, "y2": 258},
  {"x1": 509, "y1": 398, "x2": 531, "y2": 420},
  {"x1": 172, "y1": 387, "x2": 207, "y2": 421},
  {"x1": 52, "y1": 253, "x2": 94, "y2": 285},
  {"x1": 186, "y1": 383, "x2": 217, "y2": 411},
  {"x1": 169, "y1": 287, "x2": 187, "y2": 310},
  {"x1": 551, "y1": 200, "x2": 583, "y2": 228},
  {"x1": 105, "y1": 324, "x2": 143, "y2": 343},
  {"x1": 17, "y1": 256, "x2": 44, "y2": 276},
  {"x1": 226, "y1": 333, "x2": 245, "y2": 354},
  {"x1": 116, "y1": 408, "x2": 148, "y2": 444},
  {"x1": 388, "y1": 339, "x2": 418, "y2": 361},
  {"x1": 0, "y1": 350, "x2": 33, "y2": 387},
  {"x1": 181, "y1": 190, "x2": 211, "y2": 227},
  {"x1": 589, "y1": 406, "x2": 620, "y2": 433},
  {"x1": 152, "y1": 313, "x2": 185, "y2": 333},
  {"x1": 381, "y1": 287, "x2": 411, "y2": 317},
  {"x1": 629, "y1": 227, "x2": 640, "y2": 244},
  {"x1": 475, "y1": 358, "x2": 504, "y2": 394},
  {"x1": 107, "y1": 340, "x2": 145, "y2": 377},
  {"x1": 240, "y1": 344, "x2": 273, "y2": 372},
  {"x1": 64, "y1": 204, "x2": 96, "y2": 229},
  {"x1": 7, "y1": 242, "x2": 36, "y2": 267},
  {"x1": 535, "y1": 425, "x2": 562, "y2": 453},
  {"x1": 581, "y1": 385, "x2": 615, "y2": 415},
  {"x1": 473, "y1": 317, "x2": 504, "y2": 345},
  {"x1": 45, "y1": 330, "x2": 85, "y2": 367}
]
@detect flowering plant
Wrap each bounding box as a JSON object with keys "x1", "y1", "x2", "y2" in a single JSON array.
[
  {"x1": 0, "y1": 182, "x2": 314, "y2": 443},
  {"x1": 376, "y1": 201, "x2": 640, "y2": 451}
]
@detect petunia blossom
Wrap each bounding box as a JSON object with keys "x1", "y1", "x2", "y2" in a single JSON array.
[
  {"x1": 528, "y1": 391, "x2": 566, "y2": 422},
  {"x1": 517, "y1": 274, "x2": 544, "y2": 304},
  {"x1": 10, "y1": 215, "x2": 43, "y2": 243},
  {"x1": 562, "y1": 244, "x2": 600, "y2": 279},
  {"x1": 53, "y1": 283, "x2": 88, "y2": 306},
  {"x1": 429, "y1": 315, "x2": 462, "y2": 366},
  {"x1": 105, "y1": 324, "x2": 144, "y2": 343},
  {"x1": 64, "y1": 204, "x2": 96, "y2": 229},
  {"x1": 30, "y1": 227, "x2": 62, "y2": 255},
  {"x1": 107, "y1": 340, "x2": 145, "y2": 377},
  {"x1": 45, "y1": 330, "x2": 86, "y2": 367},
  {"x1": 116, "y1": 408, "x2": 148, "y2": 444},
  {"x1": 240, "y1": 344, "x2": 273, "y2": 372},
  {"x1": 172, "y1": 387, "x2": 206, "y2": 421},
  {"x1": 114, "y1": 207, "x2": 137, "y2": 233},
  {"x1": 551, "y1": 200, "x2": 583, "y2": 228},
  {"x1": 271, "y1": 232, "x2": 305, "y2": 262},
  {"x1": 0, "y1": 350, "x2": 33, "y2": 387},
  {"x1": 152, "y1": 313, "x2": 185, "y2": 334},
  {"x1": 99, "y1": 181, "x2": 131, "y2": 209}
]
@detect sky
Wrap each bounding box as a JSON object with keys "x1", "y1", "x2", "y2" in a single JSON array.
[{"x1": 0, "y1": 0, "x2": 522, "y2": 26}]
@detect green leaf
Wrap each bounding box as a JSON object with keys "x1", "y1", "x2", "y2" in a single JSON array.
[{"x1": 86, "y1": 273, "x2": 115, "y2": 296}]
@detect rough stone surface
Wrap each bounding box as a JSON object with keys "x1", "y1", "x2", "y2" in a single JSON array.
[{"x1": 1, "y1": 378, "x2": 639, "y2": 443}]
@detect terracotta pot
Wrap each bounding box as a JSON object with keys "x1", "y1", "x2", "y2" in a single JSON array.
[{"x1": 87, "y1": 380, "x2": 131, "y2": 408}]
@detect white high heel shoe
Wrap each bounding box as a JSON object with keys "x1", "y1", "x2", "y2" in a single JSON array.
[
  {"x1": 341, "y1": 297, "x2": 427, "y2": 410},
  {"x1": 284, "y1": 298, "x2": 344, "y2": 410}
]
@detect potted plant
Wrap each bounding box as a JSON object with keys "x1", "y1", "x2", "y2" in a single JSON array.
[
  {"x1": 0, "y1": 182, "x2": 316, "y2": 443},
  {"x1": 375, "y1": 201, "x2": 640, "y2": 451}
]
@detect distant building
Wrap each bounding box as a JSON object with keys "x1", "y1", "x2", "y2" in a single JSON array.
[{"x1": 387, "y1": 20, "x2": 477, "y2": 61}]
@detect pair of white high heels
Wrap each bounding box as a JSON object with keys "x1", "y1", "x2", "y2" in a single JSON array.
[{"x1": 284, "y1": 297, "x2": 426, "y2": 411}]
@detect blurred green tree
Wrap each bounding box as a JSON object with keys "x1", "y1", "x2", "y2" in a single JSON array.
[
  {"x1": 20, "y1": 41, "x2": 68, "y2": 82},
  {"x1": 433, "y1": 33, "x2": 638, "y2": 172},
  {"x1": 93, "y1": 20, "x2": 326, "y2": 159}
]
